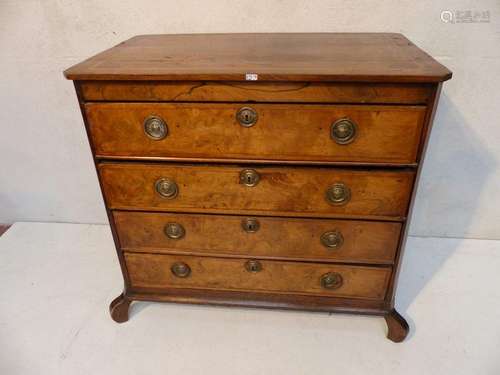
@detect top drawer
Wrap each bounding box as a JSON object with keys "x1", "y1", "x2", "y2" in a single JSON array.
[
  {"x1": 79, "y1": 82, "x2": 433, "y2": 104},
  {"x1": 85, "y1": 103, "x2": 426, "y2": 165}
]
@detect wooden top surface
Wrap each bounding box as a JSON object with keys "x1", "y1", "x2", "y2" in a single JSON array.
[{"x1": 64, "y1": 33, "x2": 451, "y2": 83}]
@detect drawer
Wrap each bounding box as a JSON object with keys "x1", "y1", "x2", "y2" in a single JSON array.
[
  {"x1": 80, "y1": 81, "x2": 433, "y2": 104},
  {"x1": 86, "y1": 103, "x2": 426, "y2": 164},
  {"x1": 114, "y1": 211, "x2": 401, "y2": 264},
  {"x1": 100, "y1": 163, "x2": 414, "y2": 220},
  {"x1": 125, "y1": 253, "x2": 391, "y2": 300}
]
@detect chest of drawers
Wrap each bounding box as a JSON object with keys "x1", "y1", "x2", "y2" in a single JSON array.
[{"x1": 65, "y1": 33, "x2": 451, "y2": 342}]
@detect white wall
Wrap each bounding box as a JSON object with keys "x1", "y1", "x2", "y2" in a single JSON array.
[{"x1": 1, "y1": 0, "x2": 499, "y2": 239}]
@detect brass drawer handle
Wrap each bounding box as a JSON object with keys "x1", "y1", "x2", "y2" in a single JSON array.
[
  {"x1": 320, "y1": 272, "x2": 343, "y2": 290},
  {"x1": 155, "y1": 178, "x2": 178, "y2": 199},
  {"x1": 171, "y1": 262, "x2": 191, "y2": 278},
  {"x1": 331, "y1": 118, "x2": 357, "y2": 144},
  {"x1": 164, "y1": 223, "x2": 185, "y2": 239},
  {"x1": 236, "y1": 107, "x2": 258, "y2": 127},
  {"x1": 241, "y1": 218, "x2": 260, "y2": 233},
  {"x1": 325, "y1": 183, "x2": 351, "y2": 205},
  {"x1": 245, "y1": 260, "x2": 263, "y2": 273},
  {"x1": 320, "y1": 230, "x2": 344, "y2": 249},
  {"x1": 144, "y1": 115, "x2": 168, "y2": 140},
  {"x1": 240, "y1": 169, "x2": 260, "y2": 187}
]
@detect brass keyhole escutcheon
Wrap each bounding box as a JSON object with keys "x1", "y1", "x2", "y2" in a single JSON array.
[
  {"x1": 325, "y1": 183, "x2": 351, "y2": 206},
  {"x1": 320, "y1": 272, "x2": 343, "y2": 290},
  {"x1": 164, "y1": 223, "x2": 185, "y2": 239},
  {"x1": 241, "y1": 218, "x2": 260, "y2": 233},
  {"x1": 331, "y1": 118, "x2": 357, "y2": 145},
  {"x1": 320, "y1": 230, "x2": 344, "y2": 249},
  {"x1": 171, "y1": 262, "x2": 191, "y2": 278},
  {"x1": 144, "y1": 115, "x2": 168, "y2": 140},
  {"x1": 239, "y1": 169, "x2": 260, "y2": 187},
  {"x1": 155, "y1": 178, "x2": 178, "y2": 199},
  {"x1": 245, "y1": 260, "x2": 263, "y2": 273},
  {"x1": 236, "y1": 107, "x2": 258, "y2": 127}
]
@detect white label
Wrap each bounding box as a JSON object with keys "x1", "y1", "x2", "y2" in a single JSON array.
[{"x1": 245, "y1": 73, "x2": 258, "y2": 81}]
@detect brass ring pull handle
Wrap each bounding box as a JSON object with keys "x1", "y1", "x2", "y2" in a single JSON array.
[
  {"x1": 240, "y1": 169, "x2": 260, "y2": 187},
  {"x1": 325, "y1": 183, "x2": 351, "y2": 206},
  {"x1": 320, "y1": 230, "x2": 344, "y2": 249},
  {"x1": 171, "y1": 262, "x2": 191, "y2": 278},
  {"x1": 331, "y1": 118, "x2": 357, "y2": 145},
  {"x1": 144, "y1": 115, "x2": 168, "y2": 140},
  {"x1": 320, "y1": 272, "x2": 343, "y2": 290},
  {"x1": 241, "y1": 218, "x2": 260, "y2": 233},
  {"x1": 164, "y1": 223, "x2": 185, "y2": 239},
  {"x1": 155, "y1": 178, "x2": 178, "y2": 199},
  {"x1": 236, "y1": 107, "x2": 258, "y2": 127},
  {"x1": 245, "y1": 260, "x2": 263, "y2": 273}
]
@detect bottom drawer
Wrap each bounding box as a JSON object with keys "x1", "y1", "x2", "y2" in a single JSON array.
[{"x1": 125, "y1": 253, "x2": 391, "y2": 300}]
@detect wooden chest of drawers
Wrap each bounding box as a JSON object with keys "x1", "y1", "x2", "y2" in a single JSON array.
[{"x1": 65, "y1": 33, "x2": 451, "y2": 342}]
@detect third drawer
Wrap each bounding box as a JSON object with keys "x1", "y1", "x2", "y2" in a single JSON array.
[
  {"x1": 114, "y1": 211, "x2": 401, "y2": 264},
  {"x1": 99, "y1": 163, "x2": 414, "y2": 220}
]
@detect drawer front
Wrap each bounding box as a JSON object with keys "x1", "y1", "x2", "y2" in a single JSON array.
[
  {"x1": 86, "y1": 103, "x2": 426, "y2": 164},
  {"x1": 80, "y1": 81, "x2": 432, "y2": 104},
  {"x1": 100, "y1": 163, "x2": 414, "y2": 219},
  {"x1": 125, "y1": 253, "x2": 391, "y2": 300},
  {"x1": 114, "y1": 211, "x2": 401, "y2": 264}
]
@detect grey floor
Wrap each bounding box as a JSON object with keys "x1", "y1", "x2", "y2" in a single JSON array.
[{"x1": 0, "y1": 222, "x2": 499, "y2": 374}]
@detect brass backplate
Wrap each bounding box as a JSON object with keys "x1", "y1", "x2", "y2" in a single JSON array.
[
  {"x1": 144, "y1": 115, "x2": 168, "y2": 140},
  {"x1": 331, "y1": 118, "x2": 357, "y2": 145}
]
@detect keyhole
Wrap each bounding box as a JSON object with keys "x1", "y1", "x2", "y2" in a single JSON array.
[
  {"x1": 242, "y1": 218, "x2": 260, "y2": 233},
  {"x1": 237, "y1": 107, "x2": 257, "y2": 127},
  {"x1": 245, "y1": 260, "x2": 262, "y2": 272},
  {"x1": 240, "y1": 169, "x2": 259, "y2": 187}
]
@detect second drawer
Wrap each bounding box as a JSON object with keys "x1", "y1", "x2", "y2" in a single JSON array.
[
  {"x1": 114, "y1": 211, "x2": 401, "y2": 264},
  {"x1": 86, "y1": 103, "x2": 426, "y2": 164}
]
